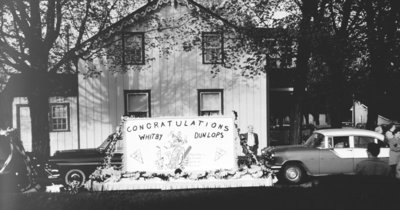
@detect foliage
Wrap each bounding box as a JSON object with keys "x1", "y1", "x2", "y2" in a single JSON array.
[
  {"x1": 82, "y1": 0, "x2": 276, "y2": 79},
  {"x1": 0, "y1": 0, "x2": 147, "y2": 75},
  {"x1": 0, "y1": 0, "x2": 146, "y2": 161}
]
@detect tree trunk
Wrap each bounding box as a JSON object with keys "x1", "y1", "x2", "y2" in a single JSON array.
[
  {"x1": 326, "y1": 60, "x2": 347, "y2": 128},
  {"x1": 289, "y1": 0, "x2": 317, "y2": 145},
  {"x1": 364, "y1": 1, "x2": 393, "y2": 130},
  {"x1": 26, "y1": 71, "x2": 51, "y2": 165}
]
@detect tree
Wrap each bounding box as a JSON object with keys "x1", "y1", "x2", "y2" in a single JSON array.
[
  {"x1": 362, "y1": 0, "x2": 400, "y2": 129},
  {"x1": 287, "y1": 0, "x2": 319, "y2": 144},
  {"x1": 0, "y1": 0, "x2": 146, "y2": 166},
  {"x1": 310, "y1": 0, "x2": 363, "y2": 128}
]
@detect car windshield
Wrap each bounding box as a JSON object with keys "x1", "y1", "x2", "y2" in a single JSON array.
[
  {"x1": 304, "y1": 133, "x2": 325, "y2": 148},
  {"x1": 97, "y1": 135, "x2": 124, "y2": 152},
  {"x1": 98, "y1": 137, "x2": 112, "y2": 150}
]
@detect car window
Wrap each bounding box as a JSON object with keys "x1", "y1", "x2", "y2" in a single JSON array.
[
  {"x1": 331, "y1": 136, "x2": 350, "y2": 148},
  {"x1": 354, "y1": 136, "x2": 375, "y2": 148},
  {"x1": 99, "y1": 137, "x2": 112, "y2": 149},
  {"x1": 304, "y1": 133, "x2": 325, "y2": 148}
]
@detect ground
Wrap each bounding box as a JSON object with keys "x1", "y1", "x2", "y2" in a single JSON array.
[{"x1": 1, "y1": 175, "x2": 399, "y2": 210}]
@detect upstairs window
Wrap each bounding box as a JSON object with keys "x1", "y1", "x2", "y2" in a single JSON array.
[
  {"x1": 266, "y1": 38, "x2": 295, "y2": 69},
  {"x1": 202, "y1": 32, "x2": 223, "y2": 64},
  {"x1": 198, "y1": 89, "x2": 223, "y2": 116},
  {"x1": 50, "y1": 103, "x2": 70, "y2": 132},
  {"x1": 123, "y1": 32, "x2": 145, "y2": 65},
  {"x1": 124, "y1": 90, "x2": 151, "y2": 118}
]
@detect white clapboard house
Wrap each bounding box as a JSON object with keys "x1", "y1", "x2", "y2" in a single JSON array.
[{"x1": 4, "y1": 0, "x2": 269, "y2": 155}]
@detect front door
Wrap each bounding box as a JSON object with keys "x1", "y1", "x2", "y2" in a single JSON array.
[
  {"x1": 17, "y1": 105, "x2": 32, "y2": 152},
  {"x1": 319, "y1": 136, "x2": 354, "y2": 175}
]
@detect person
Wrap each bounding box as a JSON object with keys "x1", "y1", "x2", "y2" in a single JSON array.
[
  {"x1": 388, "y1": 129, "x2": 400, "y2": 177},
  {"x1": 240, "y1": 125, "x2": 259, "y2": 155},
  {"x1": 384, "y1": 123, "x2": 396, "y2": 145},
  {"x1": 374, "y1": 125, "x2": 383, "y2": 134},
  {"x1": 396, "y1": 161, "x2": 400, "y2": 179},
  {"x1": 355, "y1": 142, "x2": 390, "y2": 176}
]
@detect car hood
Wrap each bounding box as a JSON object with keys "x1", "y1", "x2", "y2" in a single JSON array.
[{"x1": 50, "y1": 148, "x2": 101, "y2": 159}]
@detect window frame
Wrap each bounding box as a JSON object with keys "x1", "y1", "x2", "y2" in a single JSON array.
[
  {"x1": 197, "y1": 89, "x2": 224, "y2": 116},
  {"x1": 328, "y1": 136, "x2": 350, "y2": 148},
  {"x1": 202, "y1": 32, "x2": 224, "y2": 64},
  {"x1": 49, "y1": 103, "x2": 70, "y2": 132},
  {"x1": 122, "y1": 32, "x2": 145, "y2": 65},
  {"x1": 353, "y1": 136, "x2": 376, "y2": 148},
  {"x1": 124, "y1": 90, "x2": 151, "y2": 118}
]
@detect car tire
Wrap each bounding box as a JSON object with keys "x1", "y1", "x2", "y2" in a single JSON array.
[
  {"x1": 281, "y1": 163, "x2": 305, "y2": 184},
  {"x1": 63, "y1": 169, "x2": 86, "y2": 188}
]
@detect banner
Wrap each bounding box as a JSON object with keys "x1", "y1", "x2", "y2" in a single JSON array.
[{"x1": 123, "y1": 116, "x2": 237, "y2": 173}]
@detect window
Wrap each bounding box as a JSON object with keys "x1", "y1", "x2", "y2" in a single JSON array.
[
  {"x1": 266, "y1": 38, "x2": 295, "y2": 69},
  {"x1": 50, "y1": 103, "x2": 70, "y2": 132},
  {"x1": 266, "y1": 39, "x2": 279, "y2": 69},
  {"x1": 278, "y1": 39, "x2": 295, "y2": 68},
  {"x1": 198, "y1": 89, "x2": 223, "y2": 116},
  {"x1": 329, "y1": 136, "x2": 350, "y2": 148},
  {"x1": 202, "y1": 32, "x2": 223, "y2": 64},
  {"x1": 123, "y1": 32, "x2": 145, "y2": 65},
  {"x1": 354, "y1": 136, "x2": 375, "y2": 148},
  {"x1": 124, "y1": 90, "x2": 151, "y2": 117},
  {"x1": 304, "y1": 133, "x2": 325, "y2": 148}
]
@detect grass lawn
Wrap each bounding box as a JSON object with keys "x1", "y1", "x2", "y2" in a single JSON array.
[{"x1": 1, "y1": 175, "x2": 399, "y2": 210}]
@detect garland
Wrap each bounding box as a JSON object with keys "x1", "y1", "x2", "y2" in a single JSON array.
[{"x1": 88, "y1": 164, "x2": 270, "y2": 185}]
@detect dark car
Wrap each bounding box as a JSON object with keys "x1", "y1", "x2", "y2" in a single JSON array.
[{"x1": 47, "y1": 135, "x2": 123, "y2": 187}]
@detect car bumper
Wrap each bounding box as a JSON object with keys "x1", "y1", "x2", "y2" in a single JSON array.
[
  {"x1": 264, "y1": 161, "x2": 282, "y2": 173},
  {"x1": 267, "y1": 165, "x2": 282, "y2": 173}
]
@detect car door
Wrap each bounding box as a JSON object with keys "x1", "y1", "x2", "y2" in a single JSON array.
[
  {"x1": 353, "y1": 136, "x2": 389, "y2": 172},
  {"x1": 319, "y1": 136, "x2": 354, "y2": 175}
]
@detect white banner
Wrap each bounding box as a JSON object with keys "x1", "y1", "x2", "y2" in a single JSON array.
[{"x1": 123, "y1": 116, "x2": 237, "y2": 173}]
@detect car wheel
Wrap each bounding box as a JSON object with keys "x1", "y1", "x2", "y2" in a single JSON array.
[
  {"x1": 281, "y1": 164, "x2": 304, "y2": 184},
  {"x1": 63, "y1": 169, "x2": 86, "y2": 188}
]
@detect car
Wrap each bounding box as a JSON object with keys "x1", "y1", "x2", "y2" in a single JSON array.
[
  {"x1": 47, "y1": 135, "x2": 123, "y2": 187},
  {"x1": 261, "y1": 128, "x2": 388, "y2": 184}
]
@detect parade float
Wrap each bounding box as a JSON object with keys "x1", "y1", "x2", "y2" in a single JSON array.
[{"x1": 84, "y1": 116, "x2": 275, "y2": 191}]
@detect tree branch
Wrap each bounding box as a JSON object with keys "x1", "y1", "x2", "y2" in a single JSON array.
[
  {"x1": 7, "y1": 2, "x2": 30, "y2": 38},
  {"x1": 44, "y1": 0, "x2": 63, "y2": 50},
  {"x1": 98, "y1": 0, "x2": 119, "y2": 32},
  {"x1": 45, "y1": 0, "x2": 56, "y2": 44},
  {"x1": 76, "y1": 0, "x2": 91, "y2": 46},
  {"x1": 29, "y1": 0, "x2": 43, "y2": 54},
  {"x1": 0, "y1": 50, "x2": 30, "y2": 73},
  {"x1": 0, "y1": 39, "x2": 30, "y2": 63},
  {"x1": 329, "y1": 1, "x2": 338, "y2": 33},
  {"x1": 339, "y1": 0, "x2": 353, "y2": 34}
]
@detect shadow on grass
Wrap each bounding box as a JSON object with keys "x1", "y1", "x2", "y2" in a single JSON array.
[{"x1": 1, "y1": 175, "x2": 399, "y2": 210}]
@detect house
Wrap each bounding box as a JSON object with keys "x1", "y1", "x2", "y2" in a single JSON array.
[
  {"x1": 351, "y1": 101, "x2": 395, "y2": 126},
  {"x1": 2, "y1": 0, "x2": 268, "y2": 155},
  {"x1": 0, "y1": 74, "x2": 78, "y2": 153}
]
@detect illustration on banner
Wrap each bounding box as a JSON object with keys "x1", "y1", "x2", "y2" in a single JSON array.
[{"x1": 155, "y1": 131, "x2": 192, "y2": 170}]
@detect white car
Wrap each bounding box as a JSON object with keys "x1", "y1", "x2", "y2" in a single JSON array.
[{"x1": 261, "y1": 128, "x2": 388, "y2": 184}]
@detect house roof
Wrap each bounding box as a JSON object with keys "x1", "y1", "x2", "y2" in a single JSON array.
[
  {"x1": 76, "y1": 0, "x2": 244, "y2": 54},
  {"x1": 1, "y1": 73, "x2": 78, "y2": 98}
]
